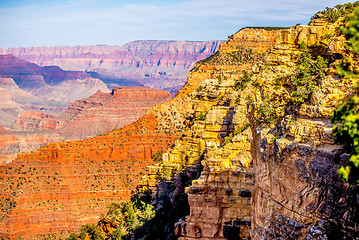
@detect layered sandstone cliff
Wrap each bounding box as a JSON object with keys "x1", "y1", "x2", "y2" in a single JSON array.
[
  {"x1": 0, "y1": 87, "x2": 172, "y2": 166},
  {"x1": 0, "y1": 74, "x2": 192, "y2": 238},
  {"x1": 13, "y1": 87, "x2": 172, "y2": 138},
  {"x1": 135, "y1": 14, "x2": 358, "y2": 240}
]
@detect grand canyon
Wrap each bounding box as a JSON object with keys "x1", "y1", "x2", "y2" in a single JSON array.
[{"x1": 1, "y1": 2, "x2": 359, "y2": 240}]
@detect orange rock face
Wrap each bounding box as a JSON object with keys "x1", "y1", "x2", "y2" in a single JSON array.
[
  {"x1": 0, "y1": 112, "x2": 179, "y2": 238},
  {"x1": 12, "y1": 87, "x2": 172, "y2": 138},
  {"x1": 0, "y1": 86, "x2": 172, "y2": 161},
  {"x1": 0, "y1": 81, "x2": 189, "y2": 238},
  {"x1": 57, "y1": 87, "x2": 172, "y2": 139}
]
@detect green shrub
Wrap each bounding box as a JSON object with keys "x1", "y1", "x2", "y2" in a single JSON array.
[
  {"x1": 151, "y1": 151, "x2": 163, "y2": 163},
  {"x1": 311, "y1": 7, "x2": 340, "y2": 22},
  {"x1": 79, "y1": 224, "x2": 105, "y2": 240},
  {"x1": 290, "y1": 42, "x2": 328, "y2": 104},
  {"x1": 234, "y1": 70, "x2": 252, "y2": 91},
  {"x1": 332, "y1": 96, "x2": 359, "y2": 183},
  {"x1": 311, "y1": 2, "x2": 359, "y2": 22},
  {"x1": 342, "y1": 7, "x2": 359, "y2": 54}
]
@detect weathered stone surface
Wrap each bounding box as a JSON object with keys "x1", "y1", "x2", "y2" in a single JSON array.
[{"x1": 172, "y1": 14, "x2": 358, "y2": 240}]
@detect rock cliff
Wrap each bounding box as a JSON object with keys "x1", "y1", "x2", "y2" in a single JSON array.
[
  {"x1": 3, "y1": 41, "x2": 222, "y2": 95},
  {"x1": 136, "y1": 8, "x2": 358, "y2": 240},
  {"x1": 13, "y1": 87, "x2": 172, "y2": 138},
  {"x1": 1, "y1": 4, "x2": 359, "y2": 240},
  {"x1": 0, "y1": 87, "x2": 172, "y2": 165},
  {"x1": 0, "y1": 83, "x2": 185, "y2": 238}
]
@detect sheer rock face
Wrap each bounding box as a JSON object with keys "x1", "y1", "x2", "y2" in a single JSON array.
[
  {"x1": 170, "y1": 19, "x2": 357, "y2": 240},
  {"x1": 248, "y1": 19, "x2": 358, "y2": 240},
  {"x1": 251, "y1": 119, "x2": 359, "y2": 239},
  {"x1": 2, "y1": 41, "x2": 222, "y2": 94}
]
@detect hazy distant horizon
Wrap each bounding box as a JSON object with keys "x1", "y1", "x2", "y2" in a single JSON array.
[
  {"x1": 0, "y1": 39, "x2": 224, "y2": 50},
  {"x1": 0, "y1": 0, "x2": 352, "y2": 49}
]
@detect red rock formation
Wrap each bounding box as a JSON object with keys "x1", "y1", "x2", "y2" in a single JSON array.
[
  {"x1": 0, "y1": 126, "x2": 8, "y2": 133},
  {"x1": 12, "y1": 87, "x2": 172, "y2": 136},
  {"x1": 13, "y1": 111, "x2": 57, "y2": 131},
  {"x1": 1, "y1": 87, "x2": 172, "y2": 163},
  {"x1": 57, "y1": 87, "x2": 172, "y2": 139},
  {"x1": 0, "y1": 100, "x2": 187, "y2": 238},
  {"x1": 0, "y1": 40, "x2": 200, "y2": 236}
]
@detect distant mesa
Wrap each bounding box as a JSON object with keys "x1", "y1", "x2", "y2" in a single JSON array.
[{"x1": 2, "y1": 40, "x2": 223, "y2": 97}]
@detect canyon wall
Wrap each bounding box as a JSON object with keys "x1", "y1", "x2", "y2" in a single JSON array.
[
  {"x1": 13, "y1": 87, "x2": 172, "y2": 139},
  {"x1": 0, "y1": 86, "x2": 172, "y2": 164},
  {"x1": 0, "y1": 59, "x2": 198, "y2": 238},
  {"x1": 2, "y1": 7, "x2": 359, "y2": 240},
  {"x1": 136, "y1": 17, "x2": 358, "y2": 240},
  {"x1": 0, "y1": 54, "x2": 111, "y2": 106},
  {"x1": 2, "y1": 41, "x2": 222, "y2": 95}
]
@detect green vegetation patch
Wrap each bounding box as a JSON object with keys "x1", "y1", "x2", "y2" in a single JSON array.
[
  {"x1": 239, "y1": 26, "x2": 290, "y2": 31},
  {"x1": 311, "y1": 1, "x2": 359, "y2": 22},
  {"x1": 332, "y1": 96, "x2": 359, "y2": 183},
  {"x1": 332, "y1": 5, "x2": 359, "y2": 183},
  {"x1": 289, "y1": 42, "x2": 328, "y2": 104}
]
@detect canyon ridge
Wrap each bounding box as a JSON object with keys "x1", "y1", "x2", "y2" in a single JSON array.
[{"x1": 1, "y1": 2, "x2": 359, "y2": 240}]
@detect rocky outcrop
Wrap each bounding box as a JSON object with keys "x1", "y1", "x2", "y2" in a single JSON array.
[
  {"x1": 249, "y1": 20, "x2": 359, "y2": 240},
  {"x1": 138, "y1": 27, "x2": 279, "y2": 239},
  {"x1": 57, "y1": 87, "x2": 172, "y2": 139},
  {"x1": 3, "y1": 41, "x2": 222, "y2": 95},
  {"x1": 140, "y1": 15, "x2": 358, "y2": 240},
  {"x1": 13, "y1": 111, "x2": 58, "y2": 131},
  {"x1": 13, "y1": 87, "x2": 172, "y2": 137}
]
